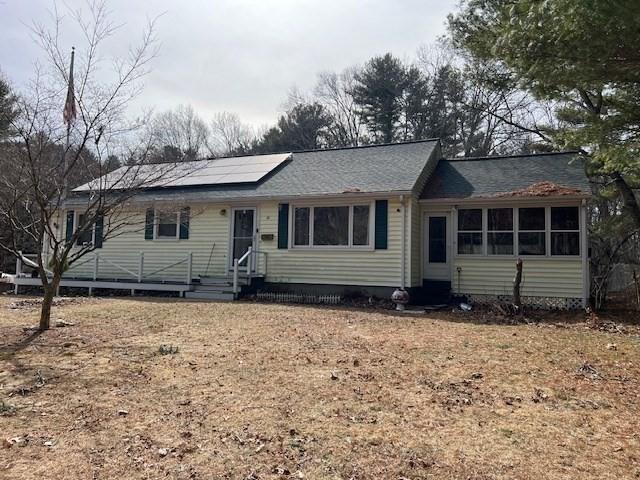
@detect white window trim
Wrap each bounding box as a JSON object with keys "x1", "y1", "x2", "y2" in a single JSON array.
[
  {"x1": 154, "y1": 208, "x2": 180, "y2": 241},
  {"x1": 289, "y1": 202, "x2": 375, "y2": 250},
  {"x1": 455, "y1": 205, "x2": 582, "y2": 259}
]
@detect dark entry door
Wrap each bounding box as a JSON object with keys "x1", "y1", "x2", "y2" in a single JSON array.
[
  {"x1": 230, "y1": 208, "x2": 255, "y2": 269},
  {"x1": 424, "y1": 214, "x2": 450, "y2": 281}
]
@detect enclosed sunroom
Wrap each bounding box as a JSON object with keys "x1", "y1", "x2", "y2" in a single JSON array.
[{"x1": 418, "y1": 152, "x2": 591, "y2": 309}]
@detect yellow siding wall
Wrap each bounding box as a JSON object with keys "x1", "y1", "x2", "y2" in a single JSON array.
[
  {"x1": 256, "y1": 199, "x2": 406, "y2": 287},
  {"x1": 452, "y1": 257, "x2": 583, "y2": 298},
  {"x1": 64, "y1": 197, "x2": 411, "y2": 288},
  {"x1": 65, "y1": 204, "x2": 232, "y2": 282},
  {"x1": 63, "y1": 198, "x2": 584, "y2": 298}
]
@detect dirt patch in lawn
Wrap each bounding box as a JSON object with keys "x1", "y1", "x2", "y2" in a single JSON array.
[{"x1": 1, "y1": 296, "x2": 639, "y2": 479}]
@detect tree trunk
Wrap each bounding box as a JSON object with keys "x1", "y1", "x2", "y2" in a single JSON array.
[
  {"x1": 39, "y1": 276, "x2": 60, "y2": 330},
  {"x1": 611, "y1": 171, "x2": 640, "y2": 229},
  {"x1": 513, "y1": 258, "x2": 523, "y2": 312}
]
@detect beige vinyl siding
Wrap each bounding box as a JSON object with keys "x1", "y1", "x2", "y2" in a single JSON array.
[
  {"x1": 64, "y1": 204, "x2": 231, "y2": 282},
  {"x1": 452, "y1": 257, "x2": 583, "y2": 298},
  {"x1": 257, "y1": 199, "x2": 405, "y2": 287}
]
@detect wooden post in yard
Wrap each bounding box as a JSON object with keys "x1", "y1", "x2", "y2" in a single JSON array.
[
  {"x1": 633, "y1": 269, "x2": 639, "y2": 310},
  {"x1": 513, "y1": 258, "x2": 523, "y2": 312}
]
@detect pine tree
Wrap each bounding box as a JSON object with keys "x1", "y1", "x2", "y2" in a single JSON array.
[
  {"x1": 352, "y1": 54, "x2": 406, "y2": 143},
  {"x1": 449, "y1": 0, "x2": 640, "y2": 227}
]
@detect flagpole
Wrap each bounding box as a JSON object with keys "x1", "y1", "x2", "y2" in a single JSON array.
[{"x1": 62, "y1": 46, "x2": 75, "y2": 199}]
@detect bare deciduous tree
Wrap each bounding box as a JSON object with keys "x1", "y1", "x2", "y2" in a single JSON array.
[
  {"x1": 314, "y1": 68, "x2": 364, "y2": 147},
  {"x1": 149, "y1": 104, "x2": 210, "y2": 161},
  {"x1": 0, "y1": 0, "x2": 186, "y2": 329},
  {"x1": 209, "y1": 111, "x2": 255, "y2": 157}
]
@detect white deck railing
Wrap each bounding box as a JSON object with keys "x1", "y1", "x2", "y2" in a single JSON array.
[{"x1": 17, "y1": 251, "x2": 194, "y2": 285}]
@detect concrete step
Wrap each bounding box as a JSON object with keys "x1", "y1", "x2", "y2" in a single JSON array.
[{"x1": 184, "y1": 291, "x2": 235, "y2": 301}]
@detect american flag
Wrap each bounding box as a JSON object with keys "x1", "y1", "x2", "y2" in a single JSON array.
[{"x1": 63, "y1": 47, "x2": 76, "y2": 126}]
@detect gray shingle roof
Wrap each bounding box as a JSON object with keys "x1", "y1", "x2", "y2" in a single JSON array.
[
  {"x1": 67, "y1": 140, "x2": 439, "y2": 205},
  {"x1": 420, "y1": 152, "x2": 591, "y2": 199}
]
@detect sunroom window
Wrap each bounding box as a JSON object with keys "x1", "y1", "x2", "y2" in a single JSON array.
[
  {"x1": 457, "y1": 209, "x2": 483, "y2": 254},
  {"x1": 487, "y1": 208, "x2": 513, "y2": 255},
  {"x1": 551, "y1": 207, "x2": 580, "y2": 255},
  {"x1": 292, "y1": 204, "x2": 371, "y2": 247},
  {"x1": 518, "y1": 207, "x2": 546, "y2": 255}
]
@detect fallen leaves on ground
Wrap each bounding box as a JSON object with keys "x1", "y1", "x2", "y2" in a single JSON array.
[{"x1": 0, "y1": 296, "x2": 639, "y2": 479}]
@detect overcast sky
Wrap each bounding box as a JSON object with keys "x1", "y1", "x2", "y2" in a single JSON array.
[{"x1": 1, "y1": 0, "x2": 456, "y2": 127}]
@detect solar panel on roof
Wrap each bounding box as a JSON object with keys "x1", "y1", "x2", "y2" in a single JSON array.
[{"x1": 73, "y1": 153, "x2": 292, "y2": 192}]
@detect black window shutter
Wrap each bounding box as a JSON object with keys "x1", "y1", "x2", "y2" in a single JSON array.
[
  {"x1": 278, "y1": 203, "x2": 289, "y2": 249},
  {"x1": 144, "y1": 208, "x2": 155, "y2": 240},
  {"x1": 65, "y1": 211, "x2": 75, "y2": 242},
  {"x1": 374, "y1": 200, "x2": 388, "y2": 250},
  {"x1": 179, "y1": 207, "x2": 190, "y2": 239},
  {"x1": 94, "y1": 214, "x2": 104, "y2": 248}
]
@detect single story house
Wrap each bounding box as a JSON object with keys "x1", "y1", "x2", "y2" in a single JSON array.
[{"x1": 16, "y1": 139, "x2": 592, "y2": 307}]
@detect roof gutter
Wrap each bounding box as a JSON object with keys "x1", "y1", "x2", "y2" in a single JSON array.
[
  {"x1": 63, "y1": 189, "x2": 415, "y2": 208},
  {"x1": 418, "y1": 193, "x2": 591, "y2": 206}
]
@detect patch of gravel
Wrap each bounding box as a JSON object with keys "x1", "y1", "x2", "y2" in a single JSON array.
[{"x1": 6, "y1": 297, "x2": 90, "y2": 310}]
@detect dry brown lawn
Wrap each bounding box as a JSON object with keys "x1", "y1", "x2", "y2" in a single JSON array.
[{"x1": 0, "y1": 296, "x2": 639, "y2": 479}]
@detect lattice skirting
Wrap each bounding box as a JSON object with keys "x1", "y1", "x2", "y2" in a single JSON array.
[
  {"x1": 256, "y1": 292, "x2": 342, "y2": 305},
  {"x1": 463, "y1": 293, "x2": 584, "y2": 310}
]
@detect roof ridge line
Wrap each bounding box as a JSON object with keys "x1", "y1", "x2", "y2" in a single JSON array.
[
  {"x1": 286, "y1": 138, "x2": 441, "y2": 155},
  {"x1": 195, "y1": 138, "x2": 441, "y2": 161},
  {"x1": 444, "y1": 150, "x2": 582, "y2": 161}
]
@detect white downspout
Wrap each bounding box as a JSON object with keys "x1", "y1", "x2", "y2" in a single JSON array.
[{"x1": 400, "y1": 194, "x2": 406, "y2": 290}]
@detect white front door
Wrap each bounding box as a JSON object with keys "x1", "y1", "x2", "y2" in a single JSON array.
[
  {"x1": 423, "y1": 213, "x2": 451, "y2": 281},
  {"x1": 229, "y1": 207, "x2": 257, "y2": 270}
]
